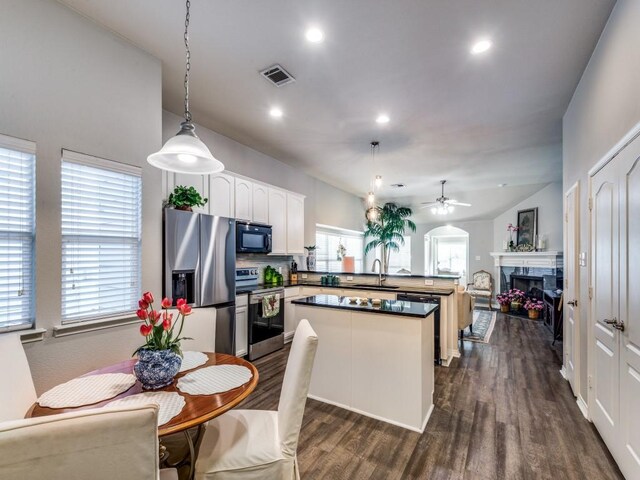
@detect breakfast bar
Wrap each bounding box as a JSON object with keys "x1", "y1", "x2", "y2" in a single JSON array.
[{"x1": 292, "y1": 295, "x2": 438, "y2": 432}]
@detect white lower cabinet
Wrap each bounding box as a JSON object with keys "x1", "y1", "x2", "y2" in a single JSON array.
[{"x1": 235, "y1": 296, "x2": 248, "y2": 357}]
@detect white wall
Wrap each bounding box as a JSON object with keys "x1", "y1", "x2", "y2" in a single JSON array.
[
  {"x1": 492, "y1": 182, "x2": 563, "y2": 251},
  {"x1": 563, "y1": 0, "x2": 640, "y2": 401},
  {"x1": 409, "y1": 220, "x2": 494, "y2": 278},
  {"x1": 0, "y1": 0, "x2": 163, "y2": 393},
  {"x1": 163, "y1": 111, "x2": 366, "y2": 243}
]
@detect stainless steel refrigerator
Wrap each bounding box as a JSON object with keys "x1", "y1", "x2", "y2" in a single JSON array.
[{"x1": 163, "y1": 209, "x2": 236, "y2": 354}]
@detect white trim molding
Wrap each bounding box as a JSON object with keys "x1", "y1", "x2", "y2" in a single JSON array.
[{"x1": 576, "y1": 395, "x2": 590, "y2": 421}]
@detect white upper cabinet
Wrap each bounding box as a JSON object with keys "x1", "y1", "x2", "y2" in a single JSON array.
[
  {"x1": 234, "y1": 178, "x2": 252, "y2": 221},
  {"x1": 252, "y1": 183, "x2": 269, "y2": 224},
  {"x1": 268, "y1": 187, "x2": 287, "y2": 255},
  {"x1": 286, "y1": 193, "x2": 305, "y2": 254},
  {"x1": 171, "y1": 173, "x2": 209, "y2": 213},
  {"x1": 208, "y1": 173, "x2": 235, "y2": 218}
]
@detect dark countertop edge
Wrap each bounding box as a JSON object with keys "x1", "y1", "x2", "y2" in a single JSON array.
[
  {"x1": 236, "y1": 282, "x2": 455, "y2": 296},
  {"x1": 296, "y1": 270, "x2": 460, "y2": 280},
  {"x1": 292, "y1": 296, "x2": 439, "y2": 318}
]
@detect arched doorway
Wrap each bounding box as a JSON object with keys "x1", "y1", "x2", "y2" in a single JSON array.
[{"x1": 425, "y1": 226, "x2": 469, "y2": 285}]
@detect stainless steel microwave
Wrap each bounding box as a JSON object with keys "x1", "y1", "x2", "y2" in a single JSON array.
[{"x1": 236, "y1": 221, "x2": 272, "y2": 254}]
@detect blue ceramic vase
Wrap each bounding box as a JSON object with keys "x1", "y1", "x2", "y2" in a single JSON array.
[{"x1": 134, "y1": 349, "x2": 182, "y2": 390}]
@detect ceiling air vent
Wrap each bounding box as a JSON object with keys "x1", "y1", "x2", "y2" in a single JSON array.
[{"x1": 260, "y1": 64, "x2": 296, "y2": 87}]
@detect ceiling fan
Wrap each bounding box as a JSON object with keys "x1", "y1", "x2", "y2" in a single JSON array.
[{"x1": 420, "y1": 180, "x2": 471, "y2": 215}]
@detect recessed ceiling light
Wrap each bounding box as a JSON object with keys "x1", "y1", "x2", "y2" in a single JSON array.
[
  {"x1": 269, "y1": 107, "x2": 283, "y2": 118},
  {"x1": 305, "y1": 27, "x2": 324, "y2": 43},
  {"x1": 471, "y1": 39, "x2": 492, "y2": 55},
  {"x1": 376, "y1": 114, "x2": 390, "y2": 124},
  {"x1": 498, "y1": 183, "x2": 507, "y2": 187}
]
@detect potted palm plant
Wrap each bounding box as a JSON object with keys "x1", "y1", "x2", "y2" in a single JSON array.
[{"x1": 364, "y1": 203, "x2": 416, "y2": 274}]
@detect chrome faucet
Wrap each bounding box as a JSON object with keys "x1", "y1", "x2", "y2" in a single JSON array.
[{"x1": 371, "y1": 259, "x2": 385, "y2": 286}]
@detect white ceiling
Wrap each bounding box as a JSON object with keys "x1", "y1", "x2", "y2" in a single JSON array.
[{"x1": 58, "y1": 0, "x2": 614, "y2": 221}]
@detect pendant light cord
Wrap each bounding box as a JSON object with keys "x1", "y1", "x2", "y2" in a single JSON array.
[{"x1": 183, "y1": 0, "x2": 192, "y2": 123}]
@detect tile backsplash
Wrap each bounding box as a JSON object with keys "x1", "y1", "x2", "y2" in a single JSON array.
[{"x1": 236, "y1": 254, "x2": 294, "y2": 283}]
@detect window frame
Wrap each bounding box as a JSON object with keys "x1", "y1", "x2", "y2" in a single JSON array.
[
  {"x1": 0, "y1": 134, "x2": 36, "y2": 333},
  {"x1": 315, "y1": 224, "x2": 365, "y2": 273},
  {"x1": 60, "y1": 150, "x2": 142, "y2": 325}
]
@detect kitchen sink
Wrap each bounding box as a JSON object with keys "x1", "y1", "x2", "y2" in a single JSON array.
[{"x1": 349, "y1": 283, "x2": 400, "y2": 289}]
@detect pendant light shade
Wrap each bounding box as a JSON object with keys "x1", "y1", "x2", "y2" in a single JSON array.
[
  {"x1": 147, "y1": 0, "x2": 224, "y2": 175},
  {"x1": 148, "y1": 122, "x2": 224, "y2": 174}
]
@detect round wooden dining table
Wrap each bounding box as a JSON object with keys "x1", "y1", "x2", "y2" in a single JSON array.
[{"x1": 26, "y1": 352, "x2": 259, "y2": 479}]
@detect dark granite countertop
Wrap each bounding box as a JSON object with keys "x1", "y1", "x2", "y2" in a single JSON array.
[
  {"x1": 236, "y1": 281, "x2": 455, "y2": 296},
  {"x1": 296, "y1": 270, "x2": 460, "y2": 280},
  {"x1": 292, "y1": 294, "x2": 439, "y2": 318}
]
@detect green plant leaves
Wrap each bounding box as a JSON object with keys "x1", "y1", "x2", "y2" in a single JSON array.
[{"x1": 165, "y1": 185, "x2": 208, "y2": 208}]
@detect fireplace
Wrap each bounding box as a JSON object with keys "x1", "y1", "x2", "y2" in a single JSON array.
[{"x1": 510, "y1": 275, "x2": 544, "y2": 299}]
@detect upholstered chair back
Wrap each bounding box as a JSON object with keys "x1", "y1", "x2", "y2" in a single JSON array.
[
  {"x1": 0, "y1": 405, "x2": 162, "y2": 480},
  {"x1": 0, "y1": 333, "x2": 37, "y2": 422},
  {"x1": 277, "y1": 319, "x2": 318, "y2": 457},
  {"x1": 473, "y1": 271, "x2": 492, "y2": 290}
]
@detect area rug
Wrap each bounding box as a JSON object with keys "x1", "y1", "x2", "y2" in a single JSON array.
[{"x1": 463, "y1": 309, "x2": 497, "y2": 343}]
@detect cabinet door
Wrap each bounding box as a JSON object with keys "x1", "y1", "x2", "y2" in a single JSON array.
[
  {"x1": 235, "y1": 306, "x2": 248, "y2": 357},
  {"x1": 235, "y1": 178, "x2": 253, "y2": 221},
  {"x1": 252, "y1": 183, "x2": 269, "y2": 223},
  {"x1": 268, "y1": 188, "x2": 287, "y2": 254},
  {"x1": 209, "y1": 173, "x2": 234, "y2": 217},
  {"x1": 286, "y1": 193, "x2": 305, "y2": 254},
  {"x1": 284, "y1": 299, "x2": 297, "y2": 337},
  {"x1": 171, "y1": 173, "x2": 209, "y2": 213}
]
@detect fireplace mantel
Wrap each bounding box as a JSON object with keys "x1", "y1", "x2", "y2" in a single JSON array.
[{"x1": 490, "y1": 251, "x2": 562, "y2": 268}]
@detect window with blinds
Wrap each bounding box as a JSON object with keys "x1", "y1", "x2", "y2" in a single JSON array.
[
  {"x1": 0, "y1": 135, "x2": 36, "y2": 332},
  {"x1": 315, "y1": 226, "x2": 364, "y2": 273},
  {"x1": 376, "y1": 236, "x2": 412, "y2": 274},
  {"x1": 61, "y1": 151, "x2": 142, "y2": 323}
]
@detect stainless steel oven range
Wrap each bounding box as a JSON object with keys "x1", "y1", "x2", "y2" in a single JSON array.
[{"x1": 236, "y1": 267, "x2": 285, "y2": 360}]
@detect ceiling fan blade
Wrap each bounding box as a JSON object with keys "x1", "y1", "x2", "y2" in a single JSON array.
[
  {"x1": 419, "y1": 203, "x2": 438, "y2": 209},
  {"x1": 449, "y1": 201, "x2": 472, "y2": 207}
]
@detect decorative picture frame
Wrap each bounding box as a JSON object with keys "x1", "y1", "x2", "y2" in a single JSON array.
[{"x1": 516, "y1": 207, "x2": 538, "y2": 246}]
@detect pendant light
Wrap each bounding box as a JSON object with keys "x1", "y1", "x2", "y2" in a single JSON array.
[
  {"x1": 366, "y1": 141, "x2": 380, "y2": 221},
  {"x1": 147, "y1": 0, "x2": 224, "y2": 174}
]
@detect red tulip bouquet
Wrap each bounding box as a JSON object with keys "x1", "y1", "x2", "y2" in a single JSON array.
[
  {"x1": 133, "y1": 292, "x2": 194, "y2": 389},
  {"x1": 134, "y1": 291, "x2": 192, "y2": 357}
]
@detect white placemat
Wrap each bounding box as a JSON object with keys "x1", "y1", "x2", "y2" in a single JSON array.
[
  {"x1": 179, "y1": 351, "x2": 208, "y2": 373},
  {"x1": 105, "y1": 391, "x2": 185, "y2": 426},
  {"x1": 177, "y1": 365, "x2": 253, "y2": 396},
  {"x1": 38, "y1": 373, "x2": 136, "y2": 408}
]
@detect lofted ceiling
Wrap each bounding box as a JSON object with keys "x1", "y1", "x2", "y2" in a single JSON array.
[{"x1": 58, "y1": 0, "x2": 614, "y2": 221}]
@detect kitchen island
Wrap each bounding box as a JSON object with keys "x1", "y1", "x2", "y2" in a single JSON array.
[{"x1": 292, "y1": 294, "x2": 438, "y2": 432}]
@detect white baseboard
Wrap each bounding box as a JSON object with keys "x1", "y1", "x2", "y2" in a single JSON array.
[
  {"x1": 449, "y1": 348, "x2": 461, "y2": 359},
  {"x1": 307, "y1": 394, "x2": 431, "y2": 433},
  {"x1": 441, "y1": 356, "x2": 452, "y2": 367},
  {"x1": 559, "y1": 366, "x2": 568, "y2": 380},
  {"x1": 576, "y1": 395, "x2": 590, "y2": 421},
  {"x1": 236, "y1": 349, "x2": 247, "y2": 357},
  {"x1": 284, "y1": 331, "x2": 294, "y2": 343}
]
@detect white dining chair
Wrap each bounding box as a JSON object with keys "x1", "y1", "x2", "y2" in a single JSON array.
[
  {"x1": 194, "y1": 319, "x2": 318, "y2": 480},
  {"x1": 0, "y1": 404, "x2": 178, "y2": 480},
  {"x1": 0, "y1": 333, "x2": 37, "y2": 422}
]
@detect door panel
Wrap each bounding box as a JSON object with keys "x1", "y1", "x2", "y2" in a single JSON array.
[
  {"x1": 619, "y1": 146, "x2": 640, "y2": 477},
  {"x1": 564, "y1": 183, "x2": 579, "y2": 394},
  {"x1": 591, "y1": 165, "x2": 619, "y2": 450}
]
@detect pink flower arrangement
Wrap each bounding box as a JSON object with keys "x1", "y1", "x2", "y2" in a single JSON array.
[
  {"x1": 506, "y1": 223, "x2": 520, "y2": 232},
  {"x1": 496, "y1": 292, "x2": 511, "y2": 306},
  {"x1": 134, "y1": 291, "x2": 192, "y2": 356},
  {"x1": 524, "y1": 299, "x2": 544, "y2": 312}
]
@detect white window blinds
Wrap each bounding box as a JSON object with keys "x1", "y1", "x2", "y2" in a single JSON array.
[
  {"x1": 61, "y1": 151, "x2": 142, "y2": 323},
  {"x1": 315, "y1": 225, "x2": 364, "y2": 273},
  {"x1": 0, "y1": 135, "x2": 35, "y2": 332},
  {"x1": 376, "y1": 236, "x2": 412, "y2": 274}
]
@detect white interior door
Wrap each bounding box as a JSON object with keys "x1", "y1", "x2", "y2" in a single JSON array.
[
  {"x1": 618, "y1": 142, "x2": 640, "y2": 478},
  {"x1": 590, "y1": 161, "x2": 620, "y2": 451},
  {"x1": 564, "y1": 182, "x2": 580, "y2": 395}
]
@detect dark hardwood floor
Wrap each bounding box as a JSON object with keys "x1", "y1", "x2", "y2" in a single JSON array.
[{"x1": 242, "y1": 313, "x2": 624, "y2": 480}]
